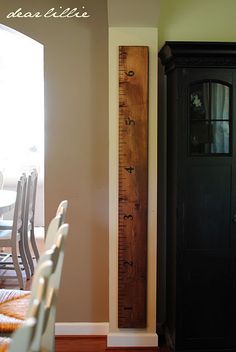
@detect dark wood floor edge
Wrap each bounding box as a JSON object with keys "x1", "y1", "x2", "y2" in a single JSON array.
[
  {"x1": 106, "y1": 348, "x2": 158, "y2": 350},
  {"x1": 55, "y1": 335, "x2": 159, "y2": 350}
]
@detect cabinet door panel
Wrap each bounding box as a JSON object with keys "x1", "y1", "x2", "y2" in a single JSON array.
[
  {"x1": 182, "y1": 163, "x2": 231, "y2": 250},
  {"x1": 177, "y1": 253, "x2": 231, "y2": 349}
]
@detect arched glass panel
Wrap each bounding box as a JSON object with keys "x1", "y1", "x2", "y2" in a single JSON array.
[{"x1": 189, "y1": 81, "x2": 230, "y2": 155}]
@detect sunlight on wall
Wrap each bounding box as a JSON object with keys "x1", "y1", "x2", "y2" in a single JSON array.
[{"x1": 0, "y1": 24, "x2": 44, "y2": 179}]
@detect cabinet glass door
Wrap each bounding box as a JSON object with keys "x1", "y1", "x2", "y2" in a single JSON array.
[{"x1": 189, "y1": 81, "x2": 231, "y2": 155}]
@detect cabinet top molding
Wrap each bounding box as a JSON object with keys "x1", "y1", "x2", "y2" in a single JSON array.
[{"x1": 159, "y1": 41, "x2": 236, "y2": 72}]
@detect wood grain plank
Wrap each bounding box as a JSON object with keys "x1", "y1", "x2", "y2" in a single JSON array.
[{"x1": 118, "y1": 46, "x2": 149, "y2": 328}]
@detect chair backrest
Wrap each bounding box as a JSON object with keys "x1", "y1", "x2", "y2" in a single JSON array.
[
  {"x1": 30, "y1": 222, "x2": 69, "y2": 352},
  {"x1": 41, "y1": 224, "x2": 69, "y2": 352},
  {"x1": 24, "y1": 169, "x2": 38, "y2": 228},
  {"x1": 56, "y1": 199, "x2": 68, "y2": 227},
  {"x1": 45, "y1": 200, "x2": 68, "y2": 249},
  {"x1": 0, "y1": 171, "x2": 4, "y2": 189},
  {"x1": 7, "y1": 211, "x2": 69, "y2": 352},
  {"x1": 8, "y1": 259, "x2": 54, "y2": 352},
  {"x1": 12, "y1": 174, "x2": 27, "y2": 240},
  {"x1": 28, "y1": 249, "x2": 58, "y2": 312},
  {"x1": 8, "y1": 317, "x2": 37, "y2": 352},
  {"x1": 44, "y1": 214, "x2": 63, "y2": 250}
]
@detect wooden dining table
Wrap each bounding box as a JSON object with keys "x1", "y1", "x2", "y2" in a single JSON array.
[{"x1": 0, "y1": 190, "x2": 16, "y2": 216}]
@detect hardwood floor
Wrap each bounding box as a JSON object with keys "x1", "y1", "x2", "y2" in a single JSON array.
[
  {"x1": 0, "y1": 233, "x2": 169, "y2": 352},
  {"x1": 55, "y1": 336, "x2": 169, "y2": 352}
]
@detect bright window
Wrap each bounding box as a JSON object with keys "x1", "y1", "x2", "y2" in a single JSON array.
[{"x1": 0, "y1": 24, "x2": 44, "y2": 178}]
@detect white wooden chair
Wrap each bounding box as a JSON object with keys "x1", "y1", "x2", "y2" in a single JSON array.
[
  {"x1": 0, "y1": 171, "x2": 4, "y2": 222},
  {"x1": 43, "y1": 200, "x2": 68, "y2": 250},
  {"x1": 0, "y1": 175, "x2": 30, "y2": 289},
  {"x1": 56, "y1": 200, "x2": 68, "y2": 227},
  {"x1": 10, "y1": 223, "x2": 69, "y2": 352},
  {"x1": 6, "y1": 258, "x2": 54, "y2": 352},
  {"x1": 0, "y1": 219, "x2": 69, "y2": 352},
  {"x1": 31, "y1": 223, "x2": 69, "y2": 352},
  {"x1": 0, "y1": 202, "x2": 69, "y2": 351},
  {"x1": 0, "y1": 170, "x2": 39, "y2": 278},
  {"x1": 0, "y1": 171, "x2": 4, "y2": 190},
  {"x1": 23, "y1": 169, "x2": 39, "y2": 276},
  {"x1": 36, "y1": 200, "x2": 68, "y2": 351},
  {"x1": 7, "y1": 317, "x2": 37, "y2": 352}
]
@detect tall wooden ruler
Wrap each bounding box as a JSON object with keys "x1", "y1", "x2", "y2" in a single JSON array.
[{"x1": 118, "y1": 46, "x2": 148, "y2": 328}]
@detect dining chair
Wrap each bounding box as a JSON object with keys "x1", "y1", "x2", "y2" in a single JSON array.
[
  {"x1": 23, "y1": 169, "x2": 39, "y2": 276},
  {"x1": 0, "y1": 174, "x2": 30, "y2": 289},
  {"x1": 0, "y1": 199, "x2": 68, "y2": 322},
  {"x1": 5, "y1": 223, "x2": 69, "y2": 352},
  {"x1": 0, "y1": 201, "x2": 69, "y2": 350},
  {"x1": 10, "y1": 258, "x2": 54, "y2": 352},
  {"x1": 56, "y1": 199, "x2": 68, "y2": 227},
  {"x1": 0, "y1": 217, "x2": 68, "y2": 351},
  {"x1": 0, "y1": 171, "x2": 5, "y2": 222},
  {"x1": 7, "y1": 317, "x2": 37, "y2": 352},
  {"x1": 0, "y1": 170, "x2": 39, "y2": 278},
  {"x1": 31, "y1": 223, "x2": 69, "y2": 352},
  {"x1": 43, "y1": 200, "x2": 68, "y2": 250},
  {"x1": 0, "y1": 258, "x2": 54, "y2": 352},
  {"x1": 0, "y1": 171, "x2": 4, "y2": 190}
]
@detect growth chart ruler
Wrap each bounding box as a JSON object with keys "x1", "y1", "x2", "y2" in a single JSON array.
[{"x1": 118, "y1": 46, "x2": 148, "y2": 328}]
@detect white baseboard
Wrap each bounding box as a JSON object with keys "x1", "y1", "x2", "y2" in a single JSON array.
[
  {"x1": 55, "y1": 323, "x2": 158, "y2": 347},
  {"x1": 107, "y1": 332, "x2": 158, "y2": 347},
  {"x1": 55, "y1": 322, "x2": 109, "y2": 336}
]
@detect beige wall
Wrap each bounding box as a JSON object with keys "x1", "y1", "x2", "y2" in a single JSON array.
[{"x1": 0, "y1": 0, "x2": 109, "y2": 322}]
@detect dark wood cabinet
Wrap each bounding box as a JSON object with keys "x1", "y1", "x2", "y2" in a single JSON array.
[{"x1": 158, "y1": 42, "x2": 236, "y2": 352}]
